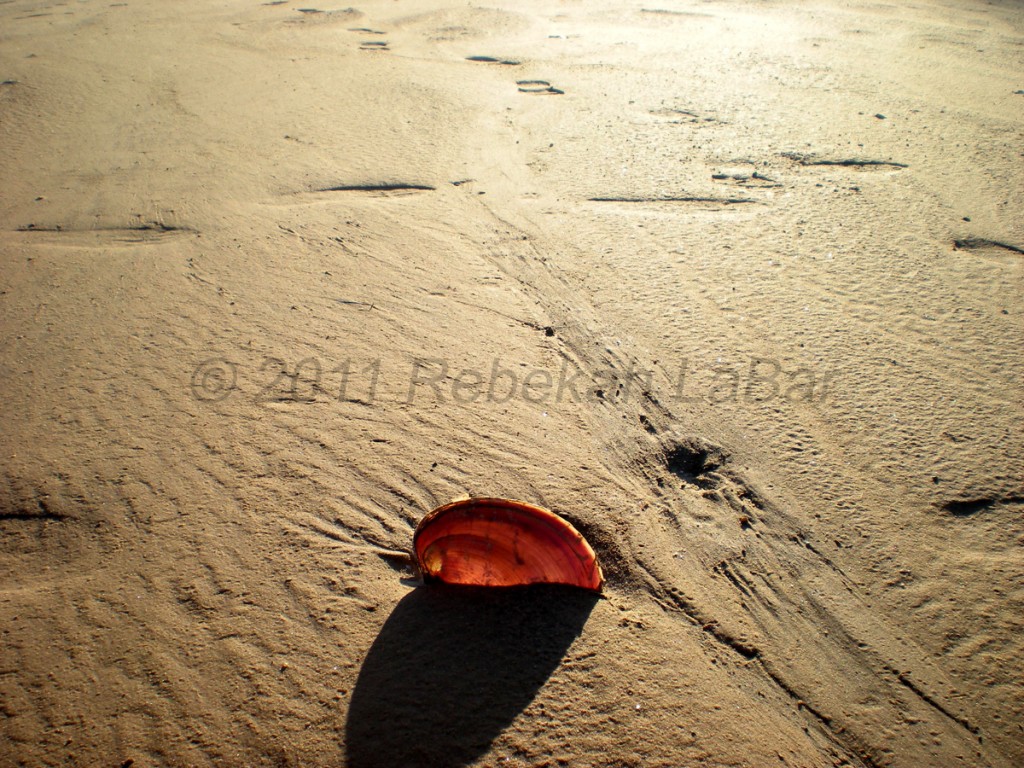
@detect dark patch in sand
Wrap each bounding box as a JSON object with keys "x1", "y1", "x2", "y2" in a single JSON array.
[
  {"x1": 942, "y1": 495, "x2": 1024, "y2": 516},
  {"x1": 953, "y1": 237, "x2": 1024, "y2": 256},
  {"x1": 590, "y1": 195, "x2": 756, "y2": 205},
  {"x1": 665, "y1": 437, "x2": 729, "y2": 488},
  {"x1": 783, "y1": 152, "x2": 907, "y2": 169},
  {"x1": 346, "y1": 585, "x2": 597, "y2": 768},
  {"x1": 517, "y1": 79, "x2": 563, "y2": 95},
  {"x1": 316, "y1": 183, "x2": 435, "y2": 193},
  {"x1": 467, "y1": 55, "x2": 520, "y2": 65}
]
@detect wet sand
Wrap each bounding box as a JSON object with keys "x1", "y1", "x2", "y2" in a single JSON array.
[{"x1": 1, "y1": 0, "x2": 1022, "y2": 765}]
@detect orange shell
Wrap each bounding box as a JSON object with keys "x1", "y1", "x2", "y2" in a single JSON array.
[{"x1": 413, "y1": 498, "x2": 604, "y2": 592}]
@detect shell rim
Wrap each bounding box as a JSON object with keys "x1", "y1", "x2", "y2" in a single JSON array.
[{"x1": 413, "y1": 497, "x2": 605, "y2": 592}]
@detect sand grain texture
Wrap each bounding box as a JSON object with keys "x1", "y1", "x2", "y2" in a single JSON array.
[{"x1": 1, "y1": 0, "x2": 1022, "y2": 766}]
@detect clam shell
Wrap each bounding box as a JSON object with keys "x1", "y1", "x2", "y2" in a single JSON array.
[{"x1": 413, "y1": 498, "x2": 604, "y2": 592}]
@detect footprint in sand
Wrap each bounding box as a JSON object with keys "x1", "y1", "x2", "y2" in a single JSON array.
[
  {"x1": 467, "y1": 55, "x2": 520, "y2": 66},
  {"x1": 343, "y1": 26, "x2": 390, "y2": 51},
  {"x1": 286, "y1": 8, "x2": 363, "y2": 26},
  {"x1": 14, "y1": 221, "x2": 197, "y2": 245},
  {"x1": 0, "y1": 474, "x2": 108, "y2": 591},
  {"x1": 648, "y1": 107, "x2": 721, "y2": 124},
  {"x1": 952, "y1": 237, "x2": 1024, "y2": 262},
  {"x1": 305, "y1": 183, "x2": 435, "y2": 198},
  {"x1": 517, "y1": 79, "x2": 563, "y2": 95},
  {"x1": 588, "y1": 195, "x2": 758, "y2": 209},
  {"x1": 711, "y1": 165, "x2": 781, "y2": 189},
  {"x1": 781, "y1": 152, "x2": 907, "y2": 171}
]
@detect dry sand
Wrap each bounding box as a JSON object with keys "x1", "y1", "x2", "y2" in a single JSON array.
[{"x1": 1, "y1": 0, "x2": 1023, "y2": 765}]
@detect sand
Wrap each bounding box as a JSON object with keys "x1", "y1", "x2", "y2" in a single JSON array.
[{"x1": 1, "y1": 0, "x2": 1022, "y2": 765}]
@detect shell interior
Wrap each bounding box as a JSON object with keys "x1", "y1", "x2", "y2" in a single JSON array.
[{"x1": 413, "y1": 498, "x2": 604, "y2": 592}]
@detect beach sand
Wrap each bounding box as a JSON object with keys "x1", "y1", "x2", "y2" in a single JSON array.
[{"x1": 1, "y1": 0, "x2": 1022, "y2": 765}]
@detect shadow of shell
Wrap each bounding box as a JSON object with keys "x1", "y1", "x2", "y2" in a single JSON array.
[{"x1": 344, "y1": 584, "x2": 598, "y2": 767}]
